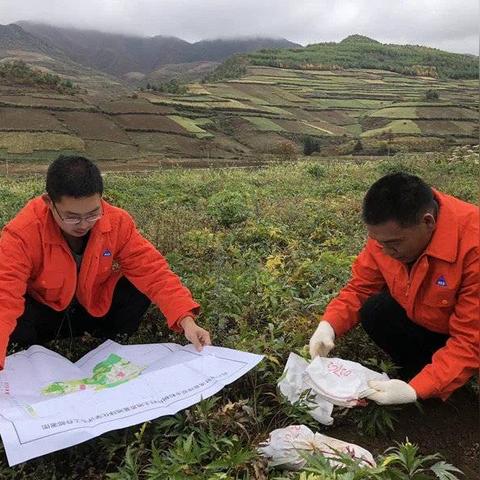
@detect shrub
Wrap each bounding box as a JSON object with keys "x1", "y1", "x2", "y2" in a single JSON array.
[
  {"x1": 306, "y1": 163, "x2": 327, "y2": 178},
  {"x1": 303, "y1": 136, "x2": 321, "y2": 156},
  {"x1": 425, "y1": 89, "x2": 439, "y2": 101},
  {"x1": 207, "y1": 190, "x2": 252, "y2": 227}
]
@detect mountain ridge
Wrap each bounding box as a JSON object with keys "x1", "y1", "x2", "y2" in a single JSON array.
[{"x1": 14, "y1": 22, "x2": 300, "y2": 77}]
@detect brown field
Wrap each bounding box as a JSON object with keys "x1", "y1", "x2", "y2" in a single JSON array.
[
  {"x1": 415, "y1": 120, "x2": 479, "y2": 136},
  {"x1": 98, "y1": 99, "x2": 175, "y2": 115},
  {"x1": 115, "y1": 114, "x2": 189, "y2": 134},
  {"x1": 0, "y1": 95, "x2": 91, "y2": 110},
  {"x1": 56, "y1": 111, "x2": 132, "y2": 143},
  {"x1": 235, "y1": 131, "x2": 288, "y2": 151},
  {"x1": 129, "y1": 131, "x2": 203, "y2": 155},
  {"x1": 84, "y1": 139, "x2": 139, "y2": 160},
  {"x1": 416, "y1": 106, "x2": 478, "y2": 120},
  {"x1": 0, "y1": 107, "x2": 66, "y2": 131},
  {"x1": 229, "y1": 83, "x2": 299, "y2": 105}
]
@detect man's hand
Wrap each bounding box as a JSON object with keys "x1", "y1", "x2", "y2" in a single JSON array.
[
  {"x1": 309, "y1": 321, "x2": 335, "y2": 358},
  {"x1": 180, "y1": 316, "x2": 212, "y2": 352},
  {"x1": 366, "y1": 379, "x2": 417, "y2": 405}
]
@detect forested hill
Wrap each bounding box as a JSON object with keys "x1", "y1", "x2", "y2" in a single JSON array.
[{"x1": 244, "y1": 35, "x2": 478, "y2": 79}]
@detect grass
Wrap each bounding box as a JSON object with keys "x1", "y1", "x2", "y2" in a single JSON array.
[{"x1": 0, "y1": 148, "x2": 477, "y2": 478}]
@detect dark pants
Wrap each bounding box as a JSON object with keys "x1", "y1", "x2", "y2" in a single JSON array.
[
  {"x1": 10, "y1": 277, "x2": 151, "y2": 347},
  {"x1": 360, "y1": 291, "x2": 449, "y2": 380}
]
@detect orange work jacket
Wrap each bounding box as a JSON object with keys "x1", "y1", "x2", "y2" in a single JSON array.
[
  {"x1": 0, "y1": 197, "x2": 200, "y2": 369},
  {"x1": 323, "y1": 190, "x2": 479, "y2": 400}
]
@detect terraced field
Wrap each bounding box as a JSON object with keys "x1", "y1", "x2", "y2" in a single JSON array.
[{"x1": 0, "y1": 65, "x2": 477, "y2": 162}]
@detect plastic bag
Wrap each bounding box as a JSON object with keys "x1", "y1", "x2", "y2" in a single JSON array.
[
  {"x1": 278, "y1": 353, "x2": 334, "y2": 425},
  {"x1": 258, "y1": 425, "x2": 376, "y2": 470},
  {"x1": 304, "y1": 356, "x2": 389, "y2": 407}
]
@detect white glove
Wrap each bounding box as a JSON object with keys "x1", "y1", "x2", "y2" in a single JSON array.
[
  {"x1": 309, "y1": 321, "x2": 335, "y2": 358},
  {"x1": 366, "y1": 379, "x2": 417, "y2": 405}
]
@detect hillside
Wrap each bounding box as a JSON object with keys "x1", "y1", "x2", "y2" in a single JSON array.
[
  {"x1": 0, "y1": 24, "x2": 127, "y2": 95},
  {"x1": 17, "y1": 22, "x2": 300, "y2": 78},
  {"x1": 0, "y1": 61, "x2": 477, "y2": 166},
  {"x1": 246, "y1": 35, "x2": 479, "y2": 79}
]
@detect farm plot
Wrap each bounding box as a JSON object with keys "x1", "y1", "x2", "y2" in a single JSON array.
[
  {"x1": 84, "y1": 140, "x2": 139, "y2": 160},
  {"x1": 416, "y1": 106, "x2": 478, "y2": 120},
  {"x1": 0, "y1": 132, "x2": 84, "y2": 154},
  {"x1": 242, "y1": 116, "x2": 285, "y2": 132},
  {"x1": 167, "y1": 115, "x2": 214, "y2": 139},
  {"x1": 0, "y1": 108, "x2": 66, "y2": 132},
  {"x1": 369, "y1": 106, "x2": 419, "y2": 119},
  {"x1": 361, "y1": 119, "x2": 422, "y2": 137},
  {"x1": 129, "y1": 131, "x2": 201, "y2": 155},
  {"x1": 415, "y1": 120, "x2": 479, "y2": 136},
  {"x1": 99, "y1": 99, "x2": 175, "y2": 115},
  {"x1": 56, "y1": 111, "x2": 132, "y2": 143},
  {"x1": 115, "y1": 114, "x2": 189, "y2": 134},
  {"x1": 0, "y1": 95, "x2": 93, "y2": 110}
]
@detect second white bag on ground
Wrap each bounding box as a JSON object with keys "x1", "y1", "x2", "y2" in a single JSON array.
[{"x1": 258, "y1": 425, "x2": 376, "y2": 470}]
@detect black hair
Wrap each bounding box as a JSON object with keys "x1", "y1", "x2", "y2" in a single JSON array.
[
  {"x1": 46, "y1": 155, "x2": 103, "y2": 202},
  {"x1": 362, "y1": 172, "x2": 436, "y2": 227}
]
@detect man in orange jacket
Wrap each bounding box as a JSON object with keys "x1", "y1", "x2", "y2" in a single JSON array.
[
  {"x1": 309, "y1": 173, "x2": 479, "y2": 405},
  {"x1": 0, "y1": 155, "x2": 211, "y2": 370}
]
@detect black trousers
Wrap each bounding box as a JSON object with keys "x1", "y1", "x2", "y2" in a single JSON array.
[
  {"x1": 10, "y1": 277, "x2": 151, "y2": 347},
  {"x1": 359, "y1": 291, "x2": 449, "y2": 380}
]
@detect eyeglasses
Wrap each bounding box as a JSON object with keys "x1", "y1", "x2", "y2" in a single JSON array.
[{"x1": 53, "y1": 202, "x2": 103, "y2": 225}]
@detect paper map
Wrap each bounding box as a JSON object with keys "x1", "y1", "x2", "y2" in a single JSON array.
[
  {"x1": 42, "y1": 354, "x2": 144, "y2": 395},
  {"x1": 0, "y1": 340, "x2": 263, "y2": 465}
]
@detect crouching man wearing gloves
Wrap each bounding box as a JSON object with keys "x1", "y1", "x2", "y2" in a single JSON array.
[{"x1": 309, "y1": 173, "x2": 479, "y2": 405}]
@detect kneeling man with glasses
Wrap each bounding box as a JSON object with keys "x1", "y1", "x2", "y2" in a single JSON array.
[{"x1": 0, "y1": 155, "x2": 211, "y2": 370}]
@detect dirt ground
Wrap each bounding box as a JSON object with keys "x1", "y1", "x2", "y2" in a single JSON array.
[{"x1": 333, "y1": 387, "x2": 479, "y2": 479}]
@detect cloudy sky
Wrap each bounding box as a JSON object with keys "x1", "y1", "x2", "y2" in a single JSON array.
[{"x1": 1, "y1": 0, "x2": 478, "y2": 54}]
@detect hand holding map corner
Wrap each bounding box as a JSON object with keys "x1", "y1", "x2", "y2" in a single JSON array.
[{"x1": 180, "y1": 316, "x2": 212, "y2": 351}]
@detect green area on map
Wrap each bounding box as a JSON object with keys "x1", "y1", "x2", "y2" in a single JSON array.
[{"x1": 42, "y1": 354, "x2": 143, "y2": 396}]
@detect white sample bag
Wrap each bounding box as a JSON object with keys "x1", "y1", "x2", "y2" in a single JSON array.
[
  {"x1": 304, "y1": 357, "x2": 389, "y2": 407},
  {"x1": 258, "y1": 425, "x2": 376, "y2": 470},
  {"x1": 278, "y1": 353, "x2": 334, "y2": 425}
]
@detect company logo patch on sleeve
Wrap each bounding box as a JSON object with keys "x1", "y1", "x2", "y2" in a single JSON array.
[
  {"x1": 102, "y1": 249, "x2": 112, "y2": 257},
  {"x1": 435, "y1": 275, "x2": 447, "y2": 287}
]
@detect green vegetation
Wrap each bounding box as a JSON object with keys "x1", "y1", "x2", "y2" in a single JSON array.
[
  {"x1": 246, "y1": 35, "x2": 479, "y2": 79},
  {"x1": 202, "y1": 55, "x2": 249, "y2": 83},
  {"x1": 0, "y1": 148, "x2": 477, "y2": 478},
  {"x1": 0, "y1": 60, "x2": 79, "y2": 93},
  {"x1": 361, "y1": 120, "x2": 422, "y2": 138},
  {"x1": 242, "y1": 116, "x2": 285, "y2": 132},
  {"x1": 0, "y1": 132, "x2": 84, "y2": 154},
  {"x1": 168, "y1": 115, "x2": 214, "y2": 138},
  {"x1": 143, "y1": 79, "x2": 187, "y2": 94}
]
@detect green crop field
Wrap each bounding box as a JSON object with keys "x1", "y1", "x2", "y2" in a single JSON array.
[
  {"x1": 168, "y1": 115, "x2": 215, "y2": 138},
  {"x1": 361, "y1": 119, "x2": 422, "y2": 137},
  {"x1": 242, "y1": 116, "x2": 285, "y2": 132},
  {"x1": 0, "y1": 132, "x2": 85, "y2": 154}
]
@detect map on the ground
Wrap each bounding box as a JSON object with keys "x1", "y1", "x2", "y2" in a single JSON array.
[
  {"x1": 0, "y1": 340, "x2": 263, "y2": 466},
  {"x1": 42, "y1": 353, "x2": 144, "y2": 395}
]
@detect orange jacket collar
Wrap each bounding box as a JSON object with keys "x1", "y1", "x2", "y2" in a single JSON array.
[{"x1": 424, "y1": 190, "x2": 458, "y2": 263}]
